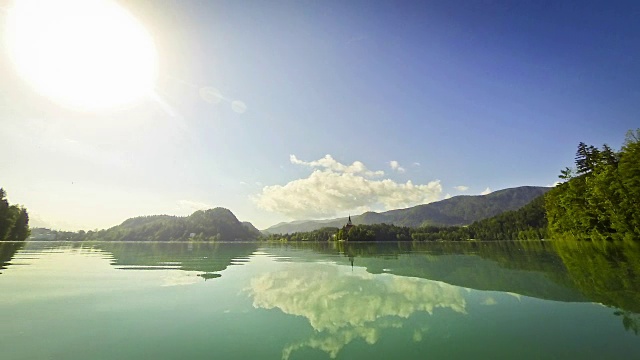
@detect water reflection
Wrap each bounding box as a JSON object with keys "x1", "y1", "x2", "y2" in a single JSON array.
[
  {"x1": 3, "y1": 241, "x2": 258, "y2": 282},
  {"x1": 265, "y1": 241, "x2": 586, "y2": 302},
  {"x1": 247, "y1": 262, "x2": 466, "y2": 359},
  {"x1": 553, "y1": 240, "x2": 640, "y2": 335},
  {"x1": 0, "y1": 241, "x2": 24, "y2": 274},
  {"x1": 3, "y1": 238, "x2": 639, "y2": 343},
  {"x1": 264, "y1": 240, "x2": 640, "y2": 337},
  {"x1": 93, "y1": 242, "x2": 258, "y2": 280}
]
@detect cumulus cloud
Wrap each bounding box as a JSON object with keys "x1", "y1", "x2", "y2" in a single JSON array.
[
  {"x1": 454, "y1": 185, "x2": 469, "y2": 192},
  {"x1": 389, "y1": 160, "x2": 406, "y2": 173},
  {"x1": 255, "y1": 155, "x2": 442, "y2": 219},
  {"x1": 480, "y1": 187, "x2": 492, "y2": 195},
  {"x1": 290, "y1": 154, "x2": 384, "y2": 177},
  {"x1": 246, "y1": 263, "x2": 466, "y2": 359}
]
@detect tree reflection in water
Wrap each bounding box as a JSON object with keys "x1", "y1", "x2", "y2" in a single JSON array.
[{"x1": 0, "y1": 241, "x2": 24, "y2": 274}]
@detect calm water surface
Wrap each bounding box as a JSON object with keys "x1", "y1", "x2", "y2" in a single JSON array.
[{"x1": 1, "y1": 240, "x2": 638, "y2": 359}]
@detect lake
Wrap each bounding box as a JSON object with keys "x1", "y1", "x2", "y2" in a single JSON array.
[{"x1": 1, "y1": 240, "x2": 639, "y2": 359}]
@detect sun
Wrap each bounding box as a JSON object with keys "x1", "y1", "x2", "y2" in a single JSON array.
[{"x1": 5, "y1": 0, "x2": 158, "y2": 111}]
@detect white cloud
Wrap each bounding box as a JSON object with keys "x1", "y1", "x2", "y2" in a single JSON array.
[
  {"x1": 412, "y1": 162, "x2": 421, "y2": 167},
  {"x1": 453, "y1": 185, "x2": 469, "y2": 192},
  {"x1": 480, "y1": 187, "x2": 492, "y2": 195},
  {"x1": 255, "y1": 155, "x2": 442, "y2": 219},
  {"x1": 28, "y1": 212, "x2": 86, "y2": 231},
  {"x1": 389, "y1": 160, "x2": 406, "y2": 173},
  {"x1": 290, "y1": 154, "x2": 384, "y2": 177},
  {"x1": 444, "y1": 193, "x2": 452, "y2": 199}
]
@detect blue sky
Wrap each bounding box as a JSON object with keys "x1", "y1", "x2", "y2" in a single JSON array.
[{"x1": 1, "y1": 0, "x2": 639, "y2": 230}]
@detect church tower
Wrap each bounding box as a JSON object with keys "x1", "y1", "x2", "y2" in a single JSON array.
[{"x1": 344, "y1": 215, "x2": 354, "y2": 232}]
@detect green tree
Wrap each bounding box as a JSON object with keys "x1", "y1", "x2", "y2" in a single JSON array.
[
  {"x1": 0, "y1": 188, "x2": 30, "y2": 242},
  {"x1": 546, "y1": 129, "x2": 640, "y2": 241}
]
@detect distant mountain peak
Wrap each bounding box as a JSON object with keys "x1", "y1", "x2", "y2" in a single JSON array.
[{"x1": 104, "y1": 207, "x2": 259, "y2": 241}]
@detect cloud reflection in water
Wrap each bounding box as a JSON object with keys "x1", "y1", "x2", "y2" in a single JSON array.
[{"x1": 247, "y1": 263, "x2": 466, "y2": 359}]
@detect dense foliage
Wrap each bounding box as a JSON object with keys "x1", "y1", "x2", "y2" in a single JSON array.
[
  {"x1": 0, "y1": 188, "x2": 29, "y2": 241},
  {"x1": 546, "y1": 130, "x2": 640, "y2": 241},
  {"x1": 466, "y1": 194, "x2": 547, "y2": 240},
  {"x1": 262, "y1": 227, "x2": 341, "y2": 242}
]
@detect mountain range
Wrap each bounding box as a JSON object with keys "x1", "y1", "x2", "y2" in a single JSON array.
[{"x1": 263, "y1": 186, "x2": 550, "y2": 234}]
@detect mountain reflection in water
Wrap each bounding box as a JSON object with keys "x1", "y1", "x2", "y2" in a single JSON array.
[
  {"x1": 262, "y1": 240, "x2": 640, "y2": 339},
  {"x1": 0, "y1": 239, "x2": 638, "y2": 359}
]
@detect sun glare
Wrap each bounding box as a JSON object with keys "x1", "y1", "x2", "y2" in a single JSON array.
[{"x1": 5, "y1": 0, "x2": 158, "y2": 111}]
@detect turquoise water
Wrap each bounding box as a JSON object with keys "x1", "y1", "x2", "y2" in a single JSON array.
[{"x1": 0, "y1": 241, "x2": 638, "y2": 359}]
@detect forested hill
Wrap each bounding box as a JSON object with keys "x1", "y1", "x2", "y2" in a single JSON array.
[
  {"x1": 264, "y1": 186, "x2": 549, "y2": 234},
  {"x1": 43, "y1": 208, "x2": 261, "y2": 242},
  {"x1": 103, "y1": 208, "x2": 261, "y2": 241}
]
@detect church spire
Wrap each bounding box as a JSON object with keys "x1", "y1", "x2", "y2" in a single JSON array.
[{"x1": 339, "y1": 214, "x2": 355, "y2": 241}]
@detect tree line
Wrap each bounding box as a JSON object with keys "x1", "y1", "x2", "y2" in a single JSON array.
[{"x1": 0, "y1": 188, "x2": 29, "y2": 241}]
